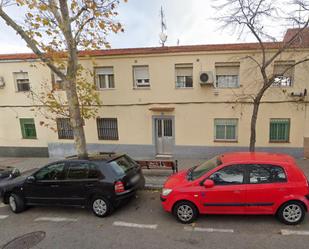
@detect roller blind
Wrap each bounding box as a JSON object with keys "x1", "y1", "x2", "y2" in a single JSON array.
[
  {"x1": 175, "y1": 64, "x2": 193, "y2": 77},
  {"x1": 215, "y1": 63, "x2": 240, "y2": 76},
  {"x1": 134, "y1": 66, "x2": 149, "y2": 79},
  {"x1": 95, "y1": 67, "x2": 114, "y2": 75}
]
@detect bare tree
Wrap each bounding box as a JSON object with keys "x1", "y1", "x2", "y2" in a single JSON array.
[
  {"x1": 0, "y1": 0, "x2": 124, "y2": 158},
  {"x1": 214, "y1": 0, "x2": 309, "y2": 151}
]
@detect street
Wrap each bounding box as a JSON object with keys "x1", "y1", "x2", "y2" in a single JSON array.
[{"x1": 1, "y1": 190, "x2": 309, "y2": 249}]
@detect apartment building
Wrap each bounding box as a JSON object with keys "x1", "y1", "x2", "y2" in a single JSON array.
[{"x1": 1, "y1": 29, "x2": 309, "y2": 158}]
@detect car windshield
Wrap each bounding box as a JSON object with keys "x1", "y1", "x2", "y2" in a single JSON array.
[
  {"x1": 189, "y1": 156, "x2": 222, "y2": 180},
  {"x1": 108, "y1": 155, "x2": 137, "y2": 176}
]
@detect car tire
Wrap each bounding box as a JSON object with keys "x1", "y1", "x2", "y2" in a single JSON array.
[
  {"x1": 9, "y1": 193, "x2": 25, "y2": 214},
  {"x1": 277, "y1": 201, "x2": 306, "y2": 225},
  {"x1": 173, "y1": 201, "x2": 198, "y2": 224},
  {"x1": 91, "y1": 196, "x2": 112, "y2": 218}
]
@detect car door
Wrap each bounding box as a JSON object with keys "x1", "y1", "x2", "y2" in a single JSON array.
[
  {"x1": 200, "y1": 164, "x2": 247, "y2": 214},
  {"x1": 245, "y1": 164, "x2": 288, "y2": 214},
  {"x1": 23, "y1": 162, "x2": 67, "y2": 205}
]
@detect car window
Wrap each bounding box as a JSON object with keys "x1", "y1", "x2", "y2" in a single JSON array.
[
  {"x1": 67, "y1": 162, "x2": 89, "y2": 180},
  {"x1": 191, "y1": 156, "x2": 222, "y2": 180},
  {"x1": 88, "y1": 163, "x2": 102, "y2": 179},
  {"x1": 35, "y1": 162, "x2": 65, "y2": 181},
  {"x1": 108, "y1": 156, "x2": 136, "y2": 176},
  {"x1": 209, "y1": 165, "x2": 244, "y2": 185},
  {"x1": 249, "y1": 164, "x2": 287, "y2": 184}
]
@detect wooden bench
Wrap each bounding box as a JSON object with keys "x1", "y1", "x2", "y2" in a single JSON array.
[{"x1": 136, "y1": 160, "x2": 178, "y2": 174}]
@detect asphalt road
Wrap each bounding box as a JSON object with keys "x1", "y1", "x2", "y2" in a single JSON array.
[{"x1": 1, "y1": 190, "x2": 309, "y2": 249}]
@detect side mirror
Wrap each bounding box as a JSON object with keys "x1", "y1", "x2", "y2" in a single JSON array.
[
  {"x1": 203, "y1": 179, "x2": 215, "y2": 188},
  {"x1": 26, "y1": 175, "x2": 36, "y2": 183}
]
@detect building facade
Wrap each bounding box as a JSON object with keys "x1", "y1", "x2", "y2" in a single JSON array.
[{"x1": 1, "y1": 35, "x2": 309, "y2": 159}]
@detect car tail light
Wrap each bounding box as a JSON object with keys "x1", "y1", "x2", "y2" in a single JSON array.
[{"x1": 114, "y1": 181, "x2": 125, "y2": 193}]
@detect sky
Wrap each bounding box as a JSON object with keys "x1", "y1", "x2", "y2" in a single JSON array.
[{"x1": 0, "y1": 0, "x2": 296, "y2": 54}]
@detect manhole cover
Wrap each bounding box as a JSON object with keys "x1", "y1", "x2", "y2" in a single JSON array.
[{"x1": 2, "y1": 231, "x2": 46, "y2": 249}]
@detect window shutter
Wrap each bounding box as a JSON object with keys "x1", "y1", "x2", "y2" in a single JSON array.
[
  {"x1": 134, "y1": 66, "x2": 149, "y2": 79},
  {"x1": 96, "y1": 67, "x2": 113, "y2": 75},
  {"x1": 175, "y1": 64, "x2": 193, "y2": 77},
  {"x1": 215, "y1": 63, "x2": 240, "y2": 76},
  {"x1": 273, "y1": 62, "x2": 294, "y2": 78}
]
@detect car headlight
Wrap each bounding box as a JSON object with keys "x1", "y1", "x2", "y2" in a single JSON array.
[{"x1": 162, "y1": 188, "x2": 172, "y2": 196}]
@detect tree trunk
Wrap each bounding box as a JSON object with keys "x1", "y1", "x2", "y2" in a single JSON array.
[{"x1": 249, "y1": 99, "x2": 260, "y2": 152}]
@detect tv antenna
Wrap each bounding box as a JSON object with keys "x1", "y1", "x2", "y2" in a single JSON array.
[{"x1": 159, "y1": 6, "x2": 167, "y2": 46}]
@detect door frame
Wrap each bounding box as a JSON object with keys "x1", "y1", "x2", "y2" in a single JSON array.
[{"x1": 152, "y1": 115, "x2": 175, "y2": 155}]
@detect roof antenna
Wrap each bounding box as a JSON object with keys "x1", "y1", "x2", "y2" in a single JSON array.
[{"x1": 159, "y1": 6, "x2": 167, "y2": 47}]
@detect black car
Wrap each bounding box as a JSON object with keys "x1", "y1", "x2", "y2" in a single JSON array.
[
  {"x1": 0, "y1": 166, "x2": 15, "y2": 180},
  {"x1": 0, "y1": 153, "x2": 145, "y2": 217}
]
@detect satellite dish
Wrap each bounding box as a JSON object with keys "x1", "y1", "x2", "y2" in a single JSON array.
[{"x1": 159, "y1": 32, "x2": 167, "y2": 43}]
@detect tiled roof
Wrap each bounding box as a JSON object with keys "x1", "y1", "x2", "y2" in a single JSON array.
[{"x1": 0, "y1": 42, "x2": 285, "y2": 61}]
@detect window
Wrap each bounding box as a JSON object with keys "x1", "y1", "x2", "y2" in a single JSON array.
[
  {"x1": 97, "y1": 118, "x2": 119, "y2": 140},
  {"x1": 20, "y1": 118, "x2": 37, "y2": 139},
  {"x1": 175, "y1": 64, "x2": 193, "y2": 88},
  {"x1": 67, "y1": 162, "x2": 89, "y2": 180},
  {"x1": 95, "y1": 67, "x2": 115, "y2": 89},
  {"x1": 209, "y1": 165, "x2": 244, "y2": 185},
  {"x1": 269, "y1": 119, "x2": 290, "y2": 142},
  {"x1": 215, "y1": 63, "x2": 240, "y2": 88},
  {"x1": 108, "y1": 155, "x2": 137, "y2": 176},
  {"x1": 14, "y1": 72, "x2": 30, "y2": 92},
  {"x1": 214, "y1": 119, "x2": 238, "y2": 141},
  {"x1": 249, "y1": 164, "x2": 287, "y2": 184},
  {"x1": 190, "y1": 156, "x2": 222, "y2": 180},
  {"x1": 51, "y1": 71, "x2": 65, "y2": 90},
  {"x1": 35, "y1": 162, "x2": 66, "y2": 181},
  {"x1": 133, "y1": 66, "x2": 150, "y2": 88},
  {"x1": 56, "y1": 118, "x2": 73, "y2": 139},
  {"x1": 273, "y1": 61, "x2": 294, "y2": 87}
]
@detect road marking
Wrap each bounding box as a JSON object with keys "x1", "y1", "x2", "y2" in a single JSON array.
[
  {"x1": 113, "y1": 221, "x2": 158, "y2": 229},
  {"x1": 184, "y1": 227, "x2": 234, "y2": 233},
  {"x1": 34, "y1": 217, "x2": 78, "y2": 222},
  {"x1": 0, "y1": 203, "x2": 6, "y2": 208},
  {"x1": 281, "y1": 229, "x2": 309, "y2": 236},
  {"x1": 0, "y1": 215, "x2": 8, "y2": 219}
]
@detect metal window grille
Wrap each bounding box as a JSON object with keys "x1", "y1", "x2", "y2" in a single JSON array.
[
  {"x1": 269, "y1": 119, "x2": 290, "y2": 142},
  {"x1": 216, "y1": 75, "x2": 239, "y2": 88},
  {"x1": 97, "y1": 118, "x2": 119, "y2": 140},
  {"x1": 56, "y1": 118, "x2": 74, "y2": 139},
  {"x1": 214, "y1": 119, "x2": 238, "y2": 141}
]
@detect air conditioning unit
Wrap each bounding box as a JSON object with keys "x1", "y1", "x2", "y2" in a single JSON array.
[
  {"x1": 0, "y1": 77, "x2": 5, "y2": 88},
  {"x1": 199, "y1": 71, "x2": 214, "y2": 85}
]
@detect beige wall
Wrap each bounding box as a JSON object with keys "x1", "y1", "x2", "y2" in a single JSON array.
[{"x1": 0, "y1": 48, "x2": 309, "y2": 155}]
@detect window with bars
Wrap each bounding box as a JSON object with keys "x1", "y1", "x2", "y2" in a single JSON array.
[
  {"x1": 269, "y1": 119, "x2": 290, "y2": 142},
  {"x1": 56, "y1": 118, "x2": 73, "y2": 139},
  {"x1": 272, "y1": 61, "x2": 294, "y2": 87},
  {"x1": 175, "y1": 64, "x2": 193, "y2": 88},
  {"x1": 215, "y1": 63, "x2": 240, "y2": 88},
  {"x1": 95, "y1": 67, "x2": 115, "y2": 89},
  {"x1": 97, "y1": 118, "x2": 119, "y2": 140},
  {"x1": 20, "y1": 118, "x2": 37, "y2": 139},
  {"x1": 133, "y1": 66, "x2": 150, "y2": 88},
  {"x1": 214, "y1": 119, "x2": 238, "y2": 141},
  {"x1": 14, "y1": 72, "x2": 30, "y2": 92}
]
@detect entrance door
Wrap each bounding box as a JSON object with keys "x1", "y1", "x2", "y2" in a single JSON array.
[{"x1": 155, "y1": 118, "x2": 174, "y2": 155}]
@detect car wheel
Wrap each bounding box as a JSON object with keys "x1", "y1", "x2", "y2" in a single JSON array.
[
  {"x1": 277, "y1": 201, "x2": 306, "y2": 225},
  {"x1": 91, "y1": 196, "x2": 112, "y2": 218},
  {"x1": 173, "y1": 201, "x2": 198, "y2": 224},
  {"x1": 9, "y1": 193, "x2": 25, "y2": 214}
]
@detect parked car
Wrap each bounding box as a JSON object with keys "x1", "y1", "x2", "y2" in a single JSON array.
[
  {"x1": 0, "y1": 153, "x2": 145, "y2": 217},
  {"x1": 160, "y1": 152, "x2": 309, "y2": 225},
  {"x1": 0, "y1": 166, "x2": 15, "y2": 180}
]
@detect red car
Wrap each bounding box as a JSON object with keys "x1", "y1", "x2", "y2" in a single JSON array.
[{"x1": 161, "y1": 152, "x2": 309, "y2": 225}]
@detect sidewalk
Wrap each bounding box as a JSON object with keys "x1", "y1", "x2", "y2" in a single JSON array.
[{"x1": 0, "y1": 156, "x2": 308, "y2": 189}]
